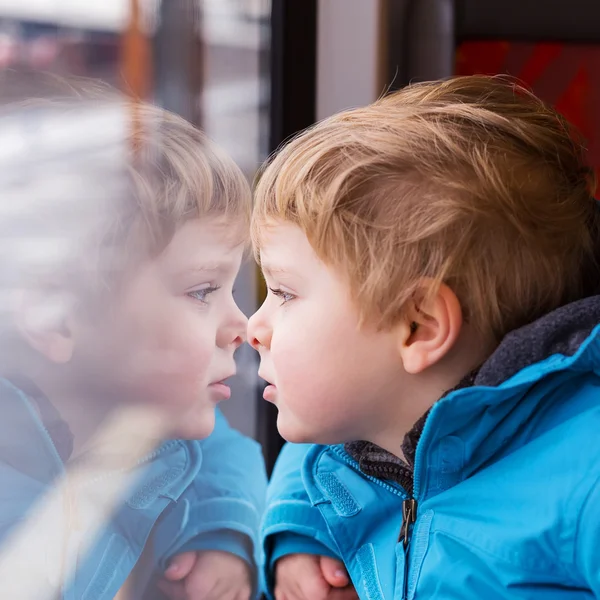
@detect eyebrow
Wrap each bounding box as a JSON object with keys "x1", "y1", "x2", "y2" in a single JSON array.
[
  {"x1": 261, "y1": 264, "x2": 306, "y2": 285},
  {"x1": 261, "y1": 264, "x2": 290, "y2": 277},
  {"x1": 176, "y1": 263, "x2": 232, "y2": 278}
]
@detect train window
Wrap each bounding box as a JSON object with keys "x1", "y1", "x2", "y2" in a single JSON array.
[
  {"x1": 0, "y1": 5, "x2": 272, "y2": 597},
  {"x1": 0, "y1": 0, "x2": 271, "y2": 441},
  {"x1": 386, "y1": 1, "x2": 600, "y2": 184}
]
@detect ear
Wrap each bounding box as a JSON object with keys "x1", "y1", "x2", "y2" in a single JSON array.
[
  {"x1": 398, "y1": 283, "x2": 463, "y2": 374},
  {"x1": 15, "y1": 287, "x2": 76, "y2": 364}
]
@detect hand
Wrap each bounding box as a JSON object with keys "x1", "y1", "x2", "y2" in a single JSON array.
[
  {"x1": 274, "y1": 554, "x2": 359, "y2": 600},
  {"x1": 157, "y1": 550, "x2": 253, "y2": 600}
]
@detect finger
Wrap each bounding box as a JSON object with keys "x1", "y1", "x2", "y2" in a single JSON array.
[
  {"x1": 319, "y1": 556, "x2": 350, "y2": 588},
  {"x1": 229, "y1": 584, "x2": 251, "y2": 600},
  {"x1": 157, "y1": 577, "x2": 186, "y2": 600},
  {"x1": 222, "y1": 589, "x2": 245, "y2": 600},
  {"x1": 329, "y1": 586, "x2": 360, "y2": 600},
  {"x1": 235, "y1": 586, "x2": 252, "y2": 600},
  {"x1": 180, "y1": 562, "x2": 218, "y2": 599},
  {"x1": 187, "y1": 585, "x2": 231, "y2": 600},
  {"x1": 276, "y1": 554, "x2": 328, "y2": 600},
  {"x1": 297, "y1": 574, "x2": 330, "y2": 600},
  {"x1": 275, "y1": 586, "x2": 299, "y2": 600},
  {"x1": 187, "y1": 581, "x2": 246, "y2": 600},
  {"x1": 179, "y1": 579, "x2": 216, "y2": 600},
  {"x1": 164, "y1": 551, "x2": 198, "y2": 582}
]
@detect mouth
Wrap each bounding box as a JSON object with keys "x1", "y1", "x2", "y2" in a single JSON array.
[
  {"x1": 263, "y1": 384, "x2": 277, "y2": 403},
  {"x1": 258, "y1": 372, "x2": 277, "y2": 402},
  {"x1": 208, "y1": 381, "x2": 231, "y2": 401},
  {"x1": 208, "y1": 372, "x2": 236, "y2": 402}
]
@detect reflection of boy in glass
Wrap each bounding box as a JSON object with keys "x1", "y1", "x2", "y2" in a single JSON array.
[{"x1": 0, "y1": 92, "x2": 265, "y2": 600}]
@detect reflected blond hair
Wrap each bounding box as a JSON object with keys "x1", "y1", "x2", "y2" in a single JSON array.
[
  {"x1": 253, "y1": 75, "x2": 600, "y2": 340},
  {"x1": 0, "y1": 76, "x2": 250, "y2": 302}
]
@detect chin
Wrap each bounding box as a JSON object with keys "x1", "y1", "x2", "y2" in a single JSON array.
[
  {"x1": 277, "y1": 413, "x2": 332, "y2": 445},
  {"x1": 172, "y1": 407, "x2": 216, "y2": 440}
]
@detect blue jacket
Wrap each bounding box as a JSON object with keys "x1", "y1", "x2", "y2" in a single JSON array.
[
  {"x1": 262, "y1": 296, "x2": 600, "y2": 599},
  {"x1": 0, "y1": 378, "x2": 267, "y2": 599}
]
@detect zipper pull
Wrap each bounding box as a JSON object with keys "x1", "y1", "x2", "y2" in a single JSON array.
[
  {"x1": 399, "y1": 499, "x2": 418, "y2": 600},
  {"x1": 398, "y1": 498, "x2": 417, "y2": 547}
]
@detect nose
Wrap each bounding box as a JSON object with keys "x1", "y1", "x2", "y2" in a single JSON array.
[
  {"x1": 219, "y1": 301, "x2": 247, "y2": 351},
  {"x1": 247, "y1": 303, "x2": 271, "y2": 351},
  {"x1": 232, "y1": 330, "x2": 245, "y2": 351}
]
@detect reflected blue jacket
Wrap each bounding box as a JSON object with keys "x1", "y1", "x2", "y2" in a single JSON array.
[
  {"x1": 262, "y1": 296, "x2": 600, "y2": 599},
  {"x1": 0, "y1": 378, "x2": 267, "y2": 600}
]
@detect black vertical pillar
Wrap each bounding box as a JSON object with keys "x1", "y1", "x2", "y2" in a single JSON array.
[{"x1": 268, "y1": 0, "x2": 318, "y2": 151}]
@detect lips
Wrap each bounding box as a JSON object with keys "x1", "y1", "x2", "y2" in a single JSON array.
[
  {"x1": 210, "y1": 374, "x2": 235, "y2": 386},
  {"x1": 208, "y1": 381, "x2": 231, "y2": 401},
  {"x1": 208, "y1": 370, "x2": 236, "y2": 401},
  {"x1": 263, "y1": 384, "x2": 277, "y2": 402},
  {"x1": 258, "y1": 371, "x2": 277, "y2": 402}
]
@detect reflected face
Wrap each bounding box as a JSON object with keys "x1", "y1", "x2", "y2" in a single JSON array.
[
  {"x1": 248, "y1": 222, "x2": 406, "y2": 445},
  {"x1": 71, "y1": 217, "x2": 247, "y2": 439}
]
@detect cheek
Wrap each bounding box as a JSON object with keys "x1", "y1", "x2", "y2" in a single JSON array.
[
  {"x1": 271, "y1": 308, "x2": 365, "y2": 408},
  {"x1": 269, "y1": 304, "x2": 402, "y2": 443},
  {"x1": 150, "y1": 317, "x2": 215, "y2": 381},
  {"x1": 273, "y1": 302, "x2": 359, "y2": 374},
  {"x1": 117, "y1": 307, "x2": 216, "y2": 396}
]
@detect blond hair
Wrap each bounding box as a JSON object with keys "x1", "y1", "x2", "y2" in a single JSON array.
[
  {"x1": 0, "y1": 77, "x2": 250, "y2": 305},
  {"x1": 253, "y1": 75, "x2": 600, "y2": 341}
]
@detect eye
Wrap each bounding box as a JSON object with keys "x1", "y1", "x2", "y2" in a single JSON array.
[
  {"x1": 269, "y1": 287, "x2": 295, "y2": 305},
  {"x1": 187, "y1": 285, "x2": 221, "y2": 304}
]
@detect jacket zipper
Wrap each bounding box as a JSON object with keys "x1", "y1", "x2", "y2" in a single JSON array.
[
  {"x1": 398, "y1": 498, "x2": 417, "y2": 599},
  {"x1": 331, "y1": 446, "x2": 419, "y2": 599}
]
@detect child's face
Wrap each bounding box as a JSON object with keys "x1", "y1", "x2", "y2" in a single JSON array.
[
  {"x1": 248, "y1": 222, "x2": 408, "y2": 445},
  {"x1": 69, "y1": 217, "x2": 247, "y2": 439}
]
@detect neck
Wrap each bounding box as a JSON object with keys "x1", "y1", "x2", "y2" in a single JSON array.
[
  {"x1": 27, "y1": 371, "x2": 166, "y2": 468},
  {"x1": 4, "y1": 349, "x2": 167, "y2": 465},
  {"x1": 374, "y1": 327, "x2": 492, "y2": 458},
  {"x1": 373, "y1": 373, "x2": 454, "y2": 459},
  {"x1": 13, "y1": 365, "x2": 113, "y2": 459}
]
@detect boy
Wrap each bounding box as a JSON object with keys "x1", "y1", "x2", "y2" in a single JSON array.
[
  {"x1": 0, "y1": 86, "x2": 266, "y2": 599},
  {"x1": 248, "y1": 75, "x2": 600, "y2": 599}
]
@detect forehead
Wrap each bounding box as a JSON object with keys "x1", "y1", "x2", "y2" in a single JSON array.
[
  {"x1": 258, "y1": 221, "x2": 355, "y2": 301},
  {"x1": 159, "y1": 216, "x2": 246, "y2": 270},
  {"x1": 258, "y1": 221, "x2": 320, "y2": 272}
]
